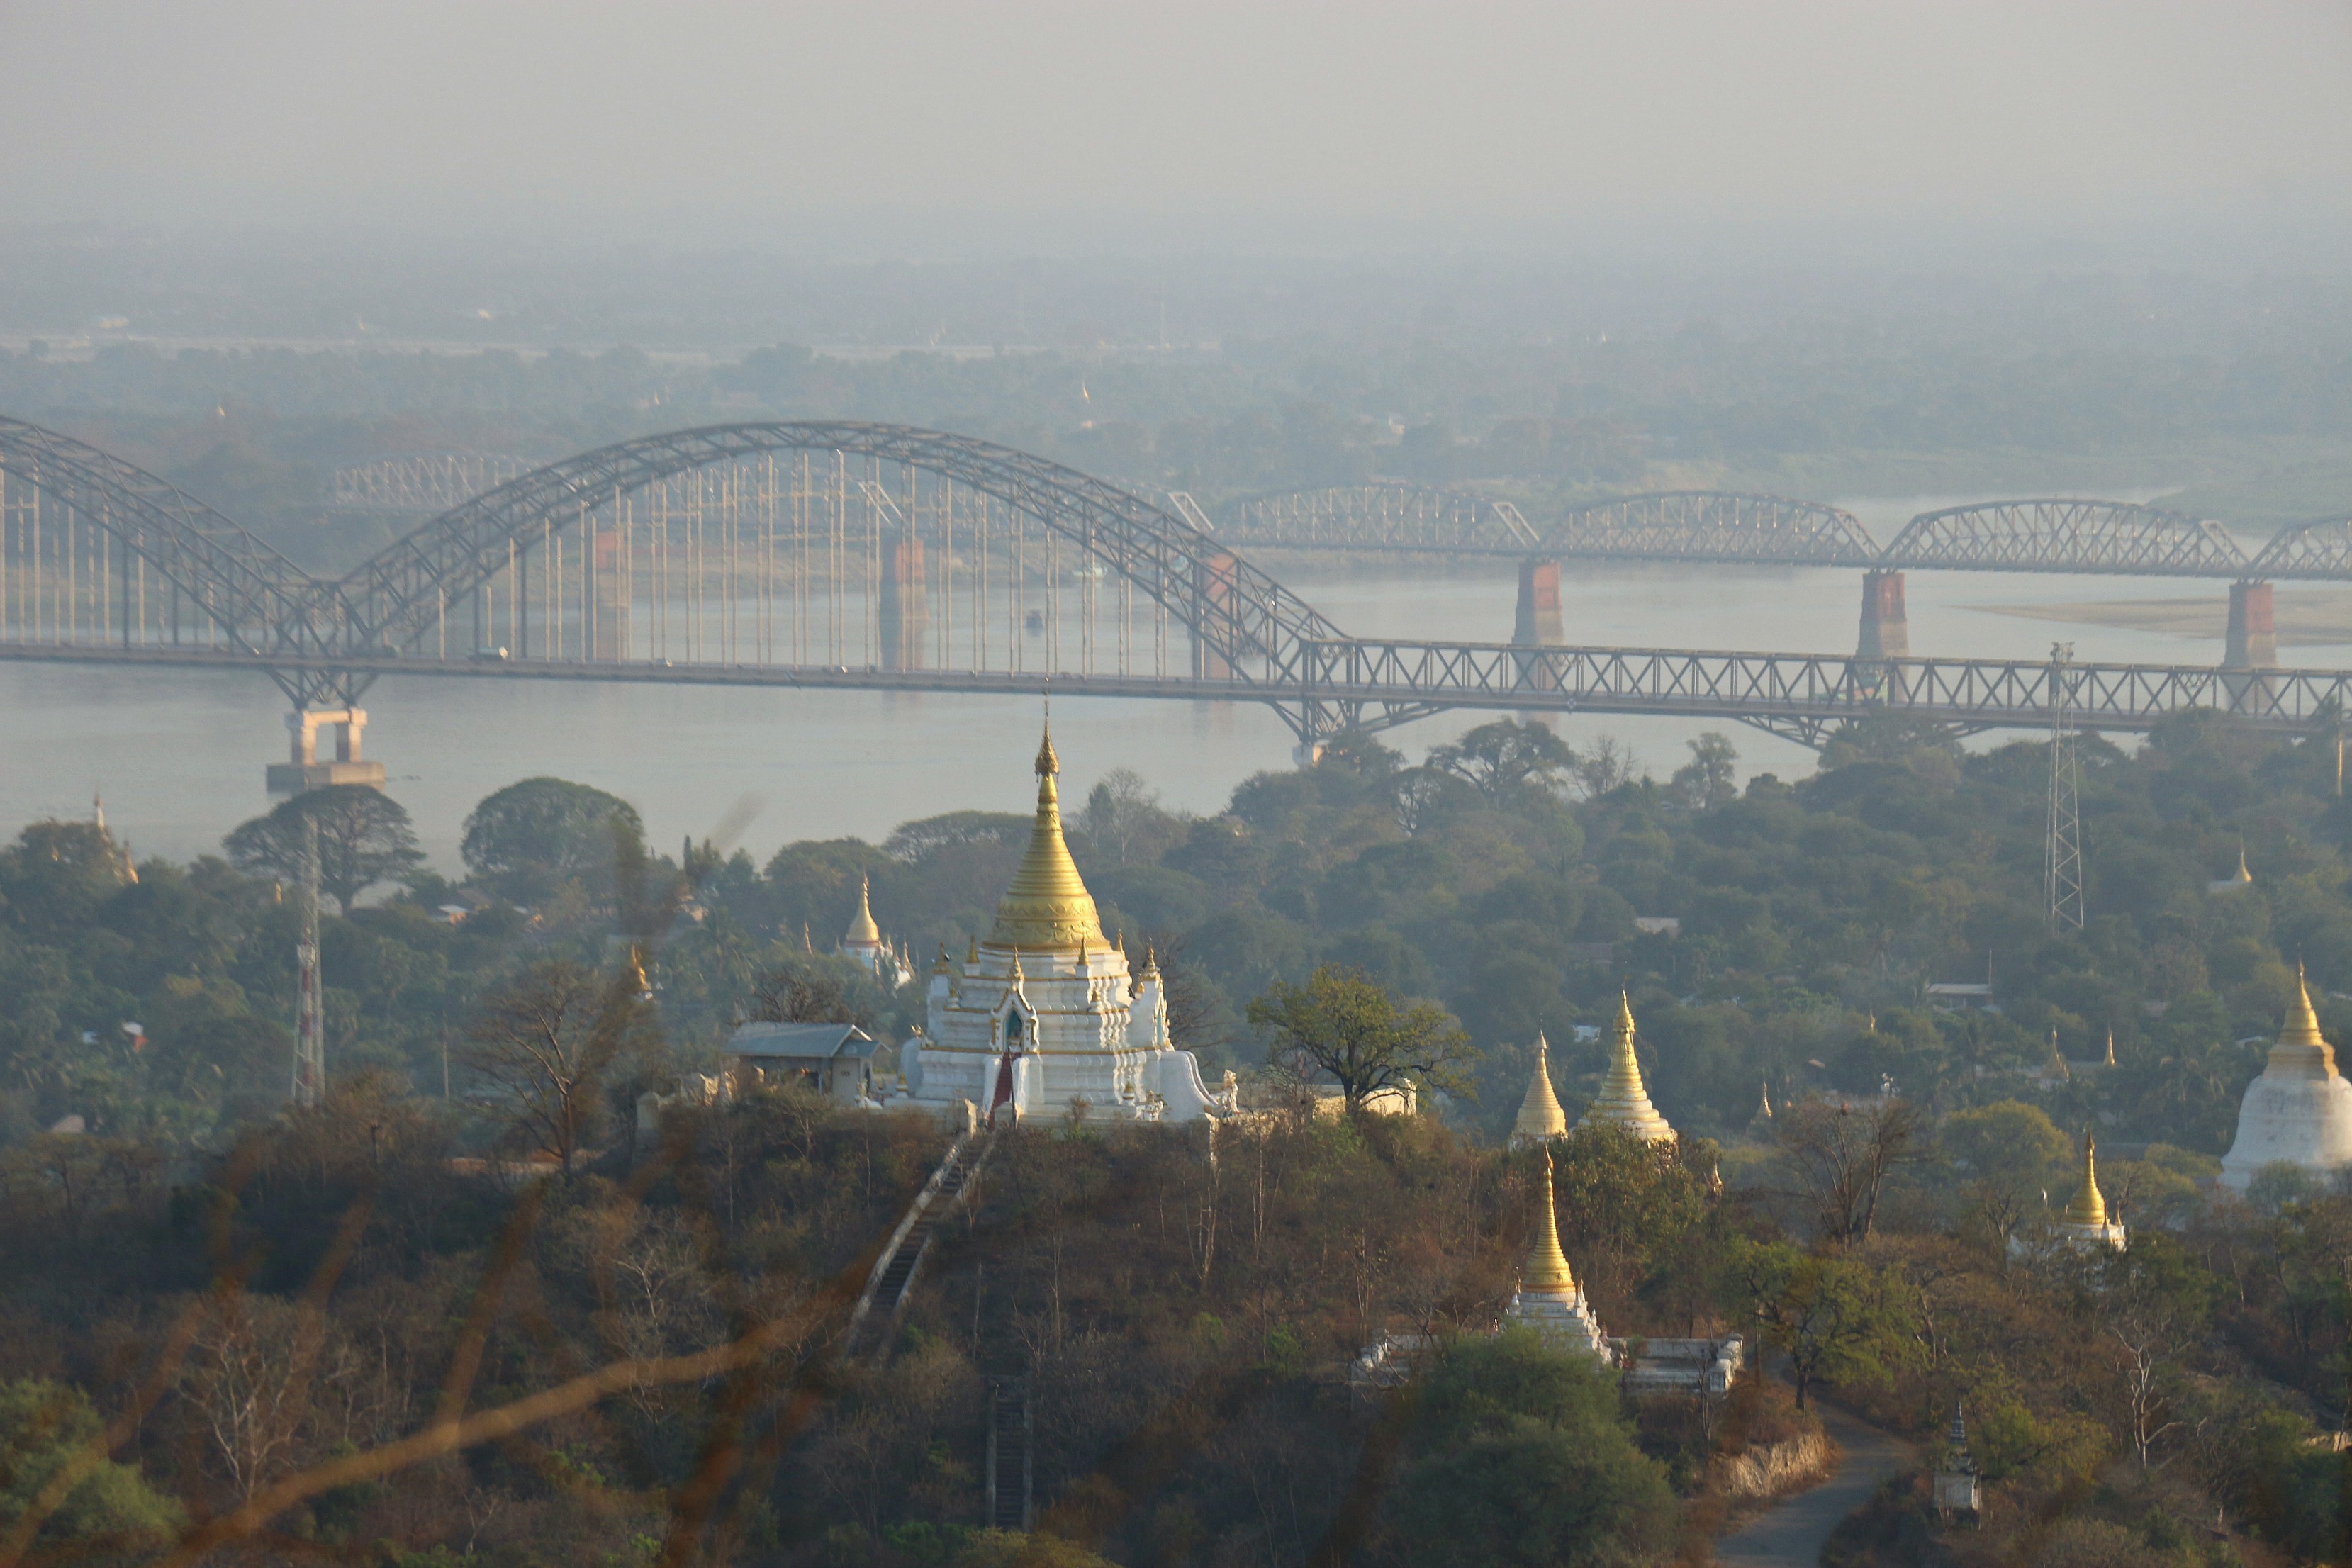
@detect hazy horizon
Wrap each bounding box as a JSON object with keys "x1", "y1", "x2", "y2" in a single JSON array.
[{"x1": 6, "y1": 1, "x2": 2349, "y2": 269}]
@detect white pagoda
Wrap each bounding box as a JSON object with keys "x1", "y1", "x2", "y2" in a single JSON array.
[
  {"x1": 902, "y1": 727, "x2": 1230, "y2": 1124},
  {"x1": 2221, "y1": 968, "x2": 2352, "y2": 1192}
]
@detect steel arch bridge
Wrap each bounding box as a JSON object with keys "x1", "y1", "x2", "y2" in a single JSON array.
[{"x1": 6, "y1": 414, "x2": 2352, "y2": 758}]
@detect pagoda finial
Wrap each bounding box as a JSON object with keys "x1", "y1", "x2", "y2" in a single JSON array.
[
  {"x1": 844, "y1": 873, "x2": 881, "y2": 946},
  {"x1": 1524, "y1": 1149, "x2": 1577, "y2": 1293},
  {"x1": 1035, "y1": 718, "x2": 1060, "y2": 780},
  {"x1": 2062, "y1": 1129, "x2": 2108, "y2": 1228},
  {"x1": 2283, "y1": 963, "x2": 2329, "y2": 1052}
]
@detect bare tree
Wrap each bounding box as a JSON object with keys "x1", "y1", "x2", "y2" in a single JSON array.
[
  {"x1": 182, "y1": 1293, "x2": 357, "y2": 1501},
  {"x1": 457, "y1": 960, "x2": 631, "y2": 1170},
  {"x1": 1776, "y1": 1094, "x2": 1925, "y2": 1243},
  {"x1": 1572, "y1": 734, "x2": 1638, "y2": 799}
]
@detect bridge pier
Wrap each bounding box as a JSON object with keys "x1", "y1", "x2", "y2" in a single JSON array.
[
  {"x1": 1513, "y1": 559, "x2": 1566, "y2": 648},
  {"x1": 2226, "y1": 579, "x2": 2277, "y2": 670},
  {"x1": 266, "y1": 708, "x2": 387, "y2": 796},
  {"x1": 1857, "y1": 569, "x2": 1909, "y2": 660},
  {"x1": 1513, "y1": 558, "x2": 1567, "y2": 724}
]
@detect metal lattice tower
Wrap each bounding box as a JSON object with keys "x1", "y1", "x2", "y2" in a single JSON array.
[
  {"x1": 2046, "y1": 642, "x2": 2085, "y2": 930},
  {"x1": 292, "y1": 814, "x2": 325, "y2": 1107}
]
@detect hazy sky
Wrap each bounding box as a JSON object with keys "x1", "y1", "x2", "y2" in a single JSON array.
[{"x1": 7, "y1": 1, "x2": 2351, "y2": 254}]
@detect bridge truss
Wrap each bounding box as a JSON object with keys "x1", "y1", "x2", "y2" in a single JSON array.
[
  {"x1": 328, "y1": 453, "x2": 537, "y2": 513},
  {"x1": 1880, "y1": 500, "x2": 2250, "y2": 576},
  {"x1": 1219, "y1": 483, "x2": 1538, "y2": 551},
  {"x1": 1199, "y1": 484, "x2": 2348, "y2": 580}
]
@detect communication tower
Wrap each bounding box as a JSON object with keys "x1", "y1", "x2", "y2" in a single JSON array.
[{"x1": 2046, "y1": 642, "x2": 2084, "y2": 929}]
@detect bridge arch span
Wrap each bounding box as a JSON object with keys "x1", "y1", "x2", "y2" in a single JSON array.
[
  {"x1": 1540, "y1": 491, "x2": 1878, "y2": 565},
  {"x1": 0, "y1": 416, "x2": 352, "y2": 702},
  {"x1": 342, "y1": 422, "x2": 1345, "y2": 688},
  {"x1": 1883, "y1": 499, "x2": 2249, "y2": 576}
]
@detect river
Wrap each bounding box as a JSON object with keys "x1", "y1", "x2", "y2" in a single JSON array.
[{"x1": 0, "y1": 495, "x2": 2305, "y2": 873}]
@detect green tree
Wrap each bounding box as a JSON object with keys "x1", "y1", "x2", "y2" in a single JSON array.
[
  {"x1": 1424, "y1": 719, "x2": 1576, "y2": 805},
  {"x1": 1669, "y1": 732, "x2": 1740, "y2": 808},
  {"x1": 0, "y1": 1378, "x2": 182, "y2": 1552},
  {"x1": 1385, "y1": 1329, "x2": 1676, "y2": 1568},
  {"x1": 223, "y1": 785, "x2": 424, "y2": 913},
  {"x1": 459, "y1": 778, "x2": 643, "y2": 904},
  {"x1": 0, "y1": 820, "x2": 131, "y2": 934},
  {"x1": 1942, "y1": 1099, "x2": 2071, "y2": 1247},
  {"x1": 1246, "y1": 965, "x2": 1474, "y2": 1114},
  {"x1": 1729, "y1": 1240, "x2": 1920, "y2": 1409}
]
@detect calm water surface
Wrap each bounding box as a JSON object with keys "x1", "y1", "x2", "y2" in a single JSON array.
[{"x1": 0, "y1": 498, "x2": 2282, "y2": 873}]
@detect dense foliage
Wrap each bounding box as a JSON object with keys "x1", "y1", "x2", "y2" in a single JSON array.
[{"x1": 6, "y1": 707, "x2": 2352, "y2": 1561}]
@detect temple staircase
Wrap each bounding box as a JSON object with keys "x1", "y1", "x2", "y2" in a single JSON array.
[
  {"x1": 985, "y1": 1376, "x2": 1033, "y2": 1532},
  {"x1": 843, "y1": 1129, "x2": 991, "y2": 1365}
]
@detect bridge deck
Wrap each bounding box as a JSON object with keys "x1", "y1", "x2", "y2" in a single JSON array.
[{"x1": 1, "y1": 639, "x2": 2334, "y2": 741}]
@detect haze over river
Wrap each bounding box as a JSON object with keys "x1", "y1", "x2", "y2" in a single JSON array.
[{"x1": 0, "y1": 497, "x2": 2326, "y2": 873}]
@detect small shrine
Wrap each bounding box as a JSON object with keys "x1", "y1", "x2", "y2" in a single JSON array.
[
  {"x1": 1933, "y1": 1403, "x2": 1981, "y2": 1518},
  {"x1": 2054, "y1": 1132, "x2": 2127, "y2": 1251}
]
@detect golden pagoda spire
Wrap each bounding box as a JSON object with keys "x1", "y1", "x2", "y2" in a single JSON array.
[
  {"x1": 2284, "y1": 964, "x2": 2328, "y2": 1049},
  {"x1": 844, "y1": 873, "x2": 881, "y2": 946},
  {"x1": 1524, "y1": 1149, "x2": 1577, "y2": 1293},
  {"x1": 2062, "y1": 1131, "x2": 2108, "y2": 1228},
  {"x1": 1512, "y1": 1033, "x2": 1569, "y2": 1143},
  {"x1": 988, "y1": 722, "x2": 1106, "y2": 949},
  {"x1": 1578, "y1": 993, "x2": 1674, "y2": 1141}
]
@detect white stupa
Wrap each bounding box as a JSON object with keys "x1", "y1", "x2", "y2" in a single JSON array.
[
  {"x1": 2220, "y1": 968, "x2": 2352, "y2": 1192},
  {"x1": 902, "y1": 726, "x2": 1231, "y2": 1124}
]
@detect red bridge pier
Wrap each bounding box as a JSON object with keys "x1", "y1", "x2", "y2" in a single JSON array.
[
  {"x1": 2226, "y1": 579, "x2": 2277, "y2": 670},
  {"x1": 1857, "y1": 569, "x2": 1909, "y2": 660},
  {"x1": 1513, "y1": 558, "x2": 1566, "y2": 649}
]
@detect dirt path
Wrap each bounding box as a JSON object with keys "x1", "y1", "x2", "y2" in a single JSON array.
[{"x1": 1712, "y1": 1402, "x2": 1909, "y2": 1567}]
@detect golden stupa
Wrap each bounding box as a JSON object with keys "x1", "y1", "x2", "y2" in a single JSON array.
[
  {"x1": 987, "y1": 724, "x2": 1106, "y2": 951},
  {"x1": 1577, "y1": 994, "x2": 1674, "y2": 1142},
  {"x1": 1511, "y1": 1033, "x2": 1570, "y2": 1145},
  {"x1": 844, "y1": 873, "x2": 882, "y2": 946}
]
